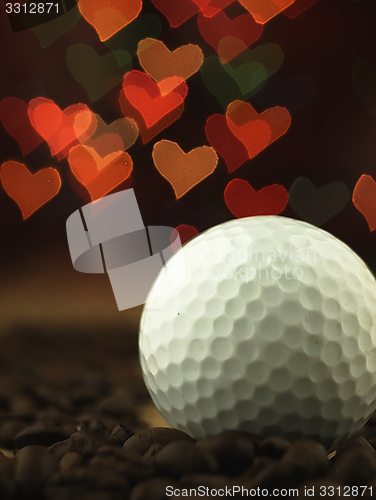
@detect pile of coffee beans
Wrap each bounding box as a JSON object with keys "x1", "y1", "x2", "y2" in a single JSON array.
[{"x1": 1, "y1": 325, "x2": 376, "y2": 499}]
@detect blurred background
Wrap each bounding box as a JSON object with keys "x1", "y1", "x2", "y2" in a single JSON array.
[{"x1": 0, "y1": 0, "x2": 376, "y2": 340}]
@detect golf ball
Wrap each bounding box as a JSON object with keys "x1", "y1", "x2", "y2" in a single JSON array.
[{"x1": 139, "y1": 216, "x2": 376, "y2": 448}]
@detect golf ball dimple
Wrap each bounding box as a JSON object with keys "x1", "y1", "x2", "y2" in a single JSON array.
[{"x1": 139, "y1": 216, "x2": 376, "y2": 448}]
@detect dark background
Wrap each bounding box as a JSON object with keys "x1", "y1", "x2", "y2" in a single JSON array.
[{"x1": 0, "y1": 0, "x2": 375, "y2": 334}]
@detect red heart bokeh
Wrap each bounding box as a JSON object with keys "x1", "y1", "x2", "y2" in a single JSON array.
[
  {"x1": 0, "y1": 97, "x2": 44, "y2": 156},
  {"x1": 170, "y1": 224, "x2": 199, "y2": 250},
  {"x1": 197, "y1": 10, "x2": 263, "y2": 62},
  {"x1": 120, "y1": 71, "x2": 187, "y2": 143},
  {"x1": 226, "y1": 101, "x2": 291, "y2": 157},
  {"x1": 205, "y1": 114, "x2": 249, "y2": 173},
  {"x1": 224, "y1": 178, "x2": 289, "y2": 217},
  {"x1": 353, "y1": 174, "x2": 376, "y2": 232},
  {"x1": 0, "y1": 161, "x2": 61, "y2": 219}
]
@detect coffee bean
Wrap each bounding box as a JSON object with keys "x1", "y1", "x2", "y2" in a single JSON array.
[
  {"x1": 0, "y1": 474, "x2": 16, "y2": 500},
  {"x1": 14, "y1": 422, "x2": 71, "y2": 448},
  {"x1": 56, "y1": 466, "x2": 129, "y2": 493},
  {"x1": 109, "y1": 424, "x2": 134, "y2": 446},
  {"x1": 128, "y1": 478, "x2": 180, "y2": 500},
  {"x1": 123, "y1": 427, "x2": 196, "y2": 455},
  {"x1": 95, "y1": 394, "x2": 133, "y2": 416},
  {"x1": 0, "y1": 452, "x2": 15, "y2": 476},
  {"x1": 48, "y1": 439, "x2": 71, "y2": 460},
  {"x1": 76, "y1": 412, "x2": 121, "y2": 436},
  {"x1": 0, "y1": 418, "x2": 28, "y2": 448},
  {"x1": 260, "y1": 436, "x2": 291, "y2": 459},
  {"x1": 340, "y1": 436, "x2": 376, "y2": 455},
  {"x1": 153, "y1": 441, "x2": 219, "y2": 478},
  {"x1": 45, "y1": 487, "x2": 125, "y2": 500},
  {"x1": 94, "y1": 445, "x2": 154, "y2": 483},
  {"x1": 196, "y1": 431, "x2": 259, "y2": 476},
  {"x1": 49, "y1": 431, "x2": 106, "y2": 459},
  {"x1": 10, "y1": 396, "x2": 39, "y2": 419},
  {"x1": 282, "y1": 439, "x2": 330, "y2": 480},
  {"x1": 241, "y1": 456, "x2": 277, "y2": 479},
  {"x1": 143, "y1": 443, "x2": 165, "y2": 460},
  {"x1": 60, "y1": 452, "x2": 83, "y2": 475},
  {"x1": 15, "y1": 445, "x2": 60, "y2": 494},
  {"x1": 28, "y1": 384, "x2": 74, "y2": 413},
  {"x1": 244, "y1": 461, "x2": 304, "y2": 490},
  {"x1": 36, "y1": 407, "x2": 68, "y2": 426},
  {"x1": 327, "y1": 446, "x2": 376, "y2": 485},
  {"x1": 180, "y1": 473, "x2": 234, "y2": 489}
]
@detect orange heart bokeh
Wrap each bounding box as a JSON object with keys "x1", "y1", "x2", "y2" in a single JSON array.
[
  {"x1": 138, "y1": 38, "x2": 204, "y2": 82},
  {"x1": 0, "y1": 161, "x2": 61, "y2": 219},
  {"x1": 353, "y1": 174, "x2": 376, "y2": 232},
  {"x1": 28, "y1": 98, "x2": 94, "y2": 158},
  {"x1": 78, "y1": 0, "x2": 142, "y2": 41},
  {"x1": 238, "y1": 0, "x2": 295, "y2": 24},
  {"x1": 224, "y1": 178, "x2": 289, "y2": 218},
  {"x1": 68, "y1": 145, "x2": 133, "y2": 202},
  {"x1": 152, "y1": 140, "x2": 218, "y2": 198},
  {"x1": 226, "y1": 101, "x2": 291, "y2": 158}
]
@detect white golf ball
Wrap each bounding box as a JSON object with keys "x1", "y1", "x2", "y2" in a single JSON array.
[{"x1": 139, "y1": 216, "x2": 376, "y2": 448}]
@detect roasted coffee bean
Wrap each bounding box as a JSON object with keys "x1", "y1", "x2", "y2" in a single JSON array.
[
  {"x1": 241, "y1": 456, "x2": 277, "y2": 479},
  {"x1": 54, "y1": 466, "x2": 129, "y2": 494},
  {"x1": 15, "y1": 445, "x2": 60, "y2": 494},
  {"x1": 60, "y1": 452, "x2": 83, "y2": 474},
  {"x1": 327, "y1": 446, "x2": 376, "y2": 485},
  {"x1": 49, "y1": 430, "x2": 106, "y2": 458},
  {"x1": 340, "y1": 436, "x2": 376, "y2": 455},
  {"x1": 180, "y1": 473, "x2": 234, "y2": 489},
  {"x1": 196, "y1": 431, "x2": 260, "y2": 476},
  {"x1": 143, "y1": 443, "x2": 165, "y2": 460},
  {"x1": 298, "y1": 479, "x2": 344, "y2": 499},
  {"x1": 48, "y1": 439, "x2": 71, "y2": 460},
  {"x1": 36, "y1": 407, "x2": 68, "y2": 426},
  {"x1": 28, "y1": 384, "x2": 74, "y2": 413},
  {"x1": 123, "y1": 427, "x2": 196, "y2": 455},
  {"x1": 94, "y1": 445, "x2": 154, "y2": 483},
  {"x1": 0, "y1": 474, "x2": 16, "y2": 500},
  {"x1": 10, "y1": 396, "x2": 39, "y2": 420},
  {"x1": 244, "y1": 461, "x2": 304, "y2": 490},
  {"x1": 282, "y1": 439, "x2": 330, "y2": 480},
  {"x1": 0, "y1": 418, "x2": 28, "y2": 448},
  {"x1": 128, "y1": 478, "x2": 180, "y2": 500},
  {"x1": 95, "y1": 394, "x2": 133, "y2": 416},
  {"x1": 14, "y1": 422, "x2": 71, "y2": 448},
  {"x1": 0, "y1": 452, "x2": 15, "y2": 476},
  {"x1": 45, "y1": 487, "x2": 125, "y2": 500},
  {"x1": 69, "y1": 375, "x2": 107, "y2": 406},
  {"x1": 109, "y1": 424, "x2": 134, "y2": 446},
  {"x1": 260, "y1": 436, "x2": 290, "y2": 459},
  {"x1": 153, "y1": 441, "x2": 219, "y2": 478},
  {"x1": 76, "y1": 412, "x2": 121, "y2": 435}
]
